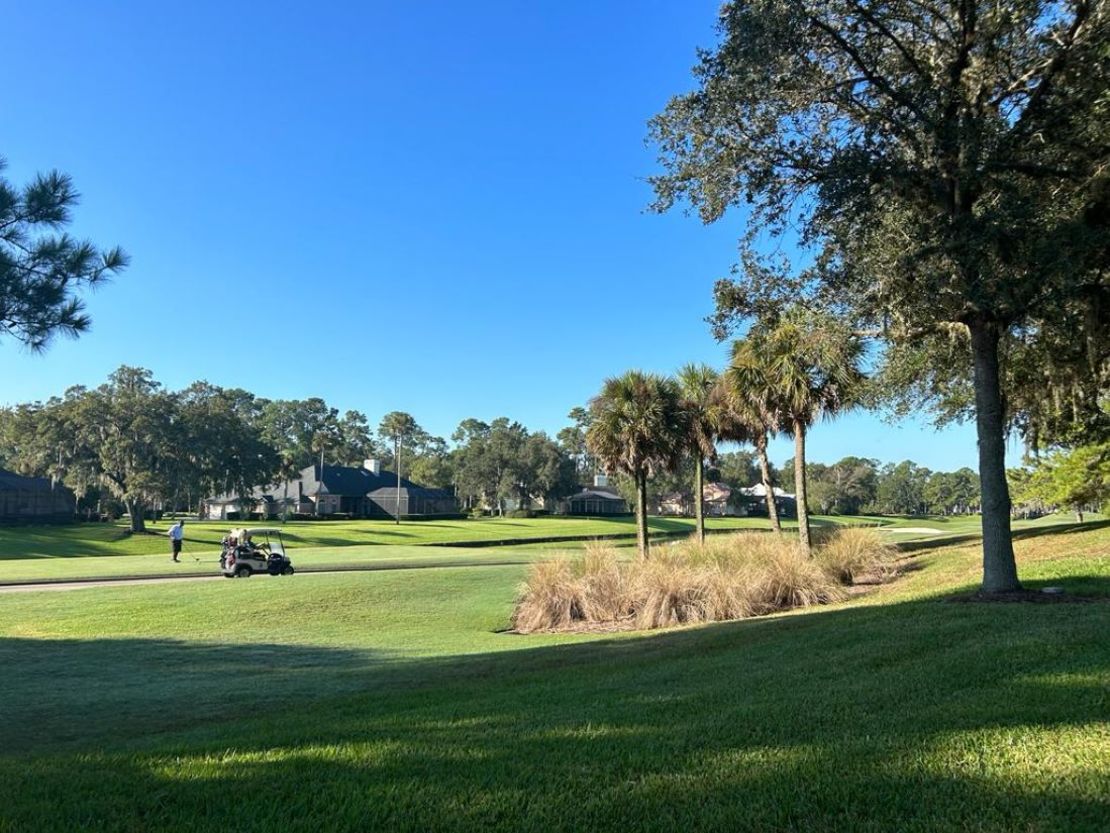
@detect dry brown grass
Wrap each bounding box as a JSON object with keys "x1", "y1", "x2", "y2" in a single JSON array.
[
  {"x1": 513, "y1": 530, "x2": 864, "y2": 633},
  {"x1": 815, "y1": 526, "x2": 898, "y2": 584}
]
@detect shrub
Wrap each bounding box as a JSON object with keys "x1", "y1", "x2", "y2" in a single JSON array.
[
  {"x1": 512, "y1": 531, "x2": 849, "y2": 633},
  {"x1": 816, "y1": 527, "x2": 897, "y2": 585}
]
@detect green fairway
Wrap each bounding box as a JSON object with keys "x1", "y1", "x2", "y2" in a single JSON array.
[
  {"x1": 2, "y1": 513, "x2": 1095, "y2": 585},
  {"x1": 0, "y1": 543, "x2": 544, "y2": 584},
  {"x1": 0, "y1": 515, "x2": 787, "y2": 561},
  {"x1": 1, "y1": 524, "x2": 1107, "y2": 831}
]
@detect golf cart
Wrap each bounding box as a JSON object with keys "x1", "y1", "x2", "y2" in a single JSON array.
[{"x1": 220, "y1": 527, "x2": 294, "y2": 578}]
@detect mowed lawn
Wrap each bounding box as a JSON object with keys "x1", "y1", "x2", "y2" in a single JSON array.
[
  {"x1": 0, "y1": 513, "x2": 1096, "y2": 584},
  {"x1": 0, "y1": 515, "x2": 792, "y2": 562},
  {"x1": 0, "y1": 525, "x2": 1107, "y2": 831}
]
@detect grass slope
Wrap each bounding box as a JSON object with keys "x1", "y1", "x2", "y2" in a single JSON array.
[{"x1": 0, "y1": 525, "x2": 1107, "y2": 831}]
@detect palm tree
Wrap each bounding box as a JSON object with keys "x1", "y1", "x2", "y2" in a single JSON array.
[
  {"x1": 716, "y1": 359, "x2": 782, "y2": 533},
  {"x1": 379, "y1": 411, "x2": 420, "y2": 524},
  {"x1": 741, "y1": 310, "x2": 866, "y2": 551},
  {"x1": 676, "y1": 363, "x2": 720, "y2": 544},
  {"x1": 586, "y1": 371, "x2": 686, "y2": 558}
]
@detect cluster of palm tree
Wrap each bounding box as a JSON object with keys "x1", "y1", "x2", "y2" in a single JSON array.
[{"x1": 586, "y1": 309, "x2": 865, "y2": 558}]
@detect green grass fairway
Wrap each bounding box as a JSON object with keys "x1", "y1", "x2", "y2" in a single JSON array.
[
  {"x1": 0, "y1": 515, "x2": 789, "y2": 562},
  {"x1": 1, "y1": 525, "x2": 1107, "y2": 831}
]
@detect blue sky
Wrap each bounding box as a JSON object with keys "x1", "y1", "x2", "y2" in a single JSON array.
[{"x1": 1, "y1": 1, "x2": 984, "y2": 470}]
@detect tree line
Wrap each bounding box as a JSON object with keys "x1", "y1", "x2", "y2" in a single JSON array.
[{"x1": 0, "y1": 366, "x2": 586, "y2": 530}]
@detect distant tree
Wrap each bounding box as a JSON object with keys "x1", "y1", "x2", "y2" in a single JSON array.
[
  {"x1": 0, "y1": 158, "x2": 128, "y2": 351},
  {"x1": 451, "y1": 419, "x2": 494, "y2": 510},
  {"x1": 557, "y1": 406, "x2": 596, "y2": 479},
  {"x1": 334, "y1": 410, "x2": 378, "y2": 467},
  {"x1": 1015, "y1": 443, "x2": 1110, "y2": 522},
  {"x1": 710, "y1": 450, "x2": 762, "y2": 490},
  {"x1": 807, "y1": 457, "x2": 879, "y2": 515},
  {"x1": 258, "y1": 398, "x2": 340, "y2": 472},
  {"x1": 176, "y1": 382, "x2": 279, "y2": 513},
  {"x1": 731, "y1": 311, "x2": 865, "y2": 550},
  {"x1": 650, "y1": 0, "x2": 1109, "y2": 591},
  {"x1": 405, "y1": 434, "x2": 455, "y2": 490},
  {"x1": 876, "y1": 461, "x2": 932, "y2": 516},
  {"x1": 922, "y1": 468, "x2": 980, "y2": 515},
  {"x1": 677, "y1": 363, "x2": 721, "y2": 543},
  {"x1": 378, "y1": 411, "x2": 420, "y2": 524},
  {"x1": 518, "y1": 432, "x2": 578, "y2": 509},
  {"x1": 586, "y1": 371, "x2": 687, "y2": 558},
  {"x1": 61, "y1": 367, "x2": 179, "y2": 531}
]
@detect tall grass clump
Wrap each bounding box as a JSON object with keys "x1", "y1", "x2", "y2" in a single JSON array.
[
  {"x1": 816, "y1": 526, "x2": 898, "y2": 584},
  {"x1": 512, "y1": 545, "x2": 632, "y2": 633},
  {"x1": 513, "y1": 530, "x2": 858, "y2": 633}
]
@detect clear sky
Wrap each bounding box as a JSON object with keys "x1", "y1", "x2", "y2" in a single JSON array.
[{"x1": 1, "y1": 0, "x2": 985, "y2": 470}]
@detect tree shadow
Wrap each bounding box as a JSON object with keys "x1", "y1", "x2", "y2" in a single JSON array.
[{"x1": 2, "y1": 585, "x2": 1108, "y2": 830}]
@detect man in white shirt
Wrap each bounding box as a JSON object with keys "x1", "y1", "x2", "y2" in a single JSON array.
[{"x1": 168, "y1": 520, "x2": 185, "y2": 563}]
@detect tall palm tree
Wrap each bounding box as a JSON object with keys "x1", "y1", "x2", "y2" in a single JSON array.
[
  {"x1": 379, "y1": 411, "x2": 419, "y2": 525},
  {"x1": 677, "y1": 363, "x2": 720, "y2": 544},
  {"x1": 716, "y1": 358, "x2": 782, "y2": 533},
  {"x1": 586, "y1": 371, "x2": 686, "y2": 558},
  {"x1": 742, "y1": 311, "x2": 866, "y2": 551}
]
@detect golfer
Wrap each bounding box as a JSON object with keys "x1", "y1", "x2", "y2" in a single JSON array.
[{"x1": 168, "y1": 519, "x2": 185, "y2": 562}]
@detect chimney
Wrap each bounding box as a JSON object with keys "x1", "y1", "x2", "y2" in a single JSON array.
[
  {"x1": 364, "y1": 459, "x2": 381, "y2": 476},
  {"x1": 593, "y1": 473, "x2": 609, "y2": 488}
]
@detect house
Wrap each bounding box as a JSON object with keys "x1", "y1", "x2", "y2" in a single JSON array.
[
  {"x1": 0, "y1": 468, "x2": 75, "y2": 523},
  {"x1": 657, "y1": 491, "x2": 689, "y2": 516},
  {"x1": 735, "y1": 483, "x2": 797, "y2": 518},
  {"x1": 703, "y1": 482, "x2": 736, "y2": 516},
  {"x1": 565, "y1": 475, "x2": 629, "y2": 516},
  {"x1": 206, "y1": 459, "x2": 458, "y2": 520},
  {"x1": 658, "y1": 483, "x2": 740, "y2": 517}
]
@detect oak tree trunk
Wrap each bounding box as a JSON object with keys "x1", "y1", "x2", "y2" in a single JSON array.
[
  {"x1": 969, "y1": 320, "x2": 1021, "y2": 593},
  {"x1": 793, "y1": 421, "x2": 811, "y2": 552},
  {"x1": 125, "y1": 498, "x2": 146, "y2": 533}
]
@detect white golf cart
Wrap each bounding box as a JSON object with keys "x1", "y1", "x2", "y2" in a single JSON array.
[{"x1": 220, "y1": 527, "x2": 294, "y2": 578}]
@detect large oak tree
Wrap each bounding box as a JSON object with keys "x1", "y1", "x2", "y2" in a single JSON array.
[{"x1": 651, "y1": 0, "x2": 1109, "y2": 592}]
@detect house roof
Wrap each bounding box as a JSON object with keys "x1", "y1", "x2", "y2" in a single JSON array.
[
  {"x1": 704, "y1": 482, "x2": 731, "y2": 501},
  {"x1": 207, "y1": 463, "x2": 452, "y2": 504},
  {"x1": 308, "y1": 463, "x2": 448, "y2": 497},
  {"x1": 568, "y1": 486, "x2": 625, "y2": 502},
  {"x1": 737, "y1": 483, "x2": 795, "y2": 499},
  {"x1": 0, "y1": 468, "x2": 61, "y2": 492}
]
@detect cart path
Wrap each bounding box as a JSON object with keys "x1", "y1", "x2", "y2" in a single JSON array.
[{"x1": 0, "y1": 558, "x2": 532, "y2": 593}]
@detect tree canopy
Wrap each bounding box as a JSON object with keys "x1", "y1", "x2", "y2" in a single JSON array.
[
  {"x1": 0, "y1": 158, "x2": 128, "y2": 350},
  {"x1": 651, "y1": 0, "x2": 1109, "y2": 590}
]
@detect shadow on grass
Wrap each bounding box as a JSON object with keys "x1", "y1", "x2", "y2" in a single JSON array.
[{"x1": 2, "y1": 584, "x2": 1109, "y2": 831}]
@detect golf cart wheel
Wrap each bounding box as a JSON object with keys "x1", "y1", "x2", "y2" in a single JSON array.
[
  {"x1": 223, "y1": 573, "x2": 235, "y2": 579},
  {"x1": 281, "y1": 565, "x2": 294, "y2": 576},
  {"x1": 234, "y1": 565, "x2": 252, "y2": 578}
]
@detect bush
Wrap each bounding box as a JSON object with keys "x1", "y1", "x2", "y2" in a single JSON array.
[
  {"x1": 512, "y1": 532, "x2": 847, "y2": 634},
  {"x1": 815, "y1": 527, "x2": 897, "y2": 585}
]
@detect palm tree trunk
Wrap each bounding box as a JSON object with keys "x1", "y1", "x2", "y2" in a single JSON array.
[
  {"x1": 636, "y1": 471, "x2": 649, "y2": 559},
  {"x1": 793, "y1": 420, "x2": 811, "y2": 552},
  {"x1": 756, "y1": 433, "x2": 781, "y2": 533},
  {"x1": 694, "y1": 455, "x2": 705, "y2": 544},
  {"x1": 394, "y1": 438, "x2": 402, "y2": 525},
  {"x1": 969, "y1": 321, "x2": 1021, "y2": 593}
]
